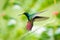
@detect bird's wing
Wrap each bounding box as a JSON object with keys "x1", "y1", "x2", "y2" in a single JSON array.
[
  {"x1": 32, "y1": 16, "x2": 49, "y2": 22},
  {"x1": 35, "y1": 10, "x2": 47, "y2": 14},
  {"x1": 32, "y1": 10, "x2": 47, "y2": 18}
]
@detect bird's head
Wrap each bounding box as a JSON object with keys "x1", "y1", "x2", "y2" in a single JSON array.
[{"x1": 18, "y1": 12, "x2": 30, "y2": 21}]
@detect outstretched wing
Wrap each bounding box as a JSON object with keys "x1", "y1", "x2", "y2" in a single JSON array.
[
  {"x1": 32, "y1": 16, "x2": 49, "y2": 22},
  {"x1": 31, "y1": 10, "x2": 47, "y2": 18},
  {"x1": 35, "y1": 10, "x2": 47, "y2": 15}
]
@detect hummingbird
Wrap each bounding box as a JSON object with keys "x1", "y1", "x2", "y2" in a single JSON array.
[{"x1": 19, "y1": 10, "x2": 49, "y2": 31}]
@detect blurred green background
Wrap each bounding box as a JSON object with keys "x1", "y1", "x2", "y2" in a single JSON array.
[{"x1": 0, "y1": 0, "x2": 60, "y2": 40}]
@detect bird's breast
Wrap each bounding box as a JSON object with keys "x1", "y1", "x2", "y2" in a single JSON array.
[{"x1": 26, "y1": 21, "x2": 33, "y2": 31}]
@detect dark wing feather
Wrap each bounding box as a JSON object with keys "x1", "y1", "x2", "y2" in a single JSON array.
[{"x1": 32, "y1": 16, "x2": 49, "y2": 22}]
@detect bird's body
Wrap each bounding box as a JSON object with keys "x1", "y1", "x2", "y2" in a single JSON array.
[
  {"x1": 23, "y1": 12, "x2": 33, "y2": 30},
  {"x1": 23, "y1": 11, "x2": 49, "y2": 31},
  {"x1": 26, "y1": 21, "x2": 33, "y2": 30}
]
